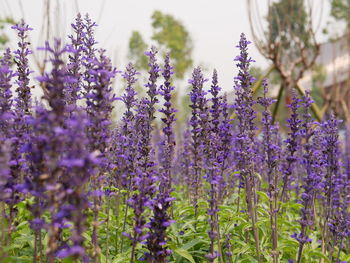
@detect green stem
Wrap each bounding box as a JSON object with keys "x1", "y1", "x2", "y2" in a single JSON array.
[{"x1": 272, "y1": 84, "x2": 285, "y2": 123}]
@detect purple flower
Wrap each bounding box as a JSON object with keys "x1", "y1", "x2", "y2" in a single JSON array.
[
  {"x1": 257, "y1": 80, "x2": 280, "y2": 262},
  {"x1": 118, "y1": 63, "x2": 139, "y2": 189},
  {"x1": 129, "y1": 97, "x2": 158, "y2": 263},
  {"x1": 85, "y1": 48, "x2": 117, "y2": 157},
  {"x1": 144, "y1": 46, "x2": 161, "y2": 121},
  {"x1": 232, "y1": 33, "x2": 262, "y2": 260},
  {"x1": 257, "y1": 80, "x2": 280, "y2": 189},
  {"x1": 233, "y1": 33, "x2": 257, "y2": 180},
  {"x1": 280, "y1": 90, "x2": 302, "y2": 201},
  {"x1": 295, "y1": 90, "x2": 324, "y2": 262},
  {"x1": 34, "y1": 39, "x2": 94, "y2": 261},
  {"x1": 188, "y1": 66, "x2": 208, "y2": 229},
  {"x1": 66, "y1": 13, "x2": 85, "y2": 107},
  {"x1": 146, "y1": 54, "x2": 176, "y2": 262},
  {"x1": 12, "y1": 20, "x2": 33, "y2": 116},
  {"x1": 0, "y1": 140, "x2": 11, "y2": 203},
  {"x1": 205, "y1": 69, "x2": 226, "y2": 261}
]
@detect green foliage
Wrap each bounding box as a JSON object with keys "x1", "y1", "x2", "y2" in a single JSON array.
[
  {"x1": 127, "y1": 10, "x2": 193, "y2": 79},
  {"x1": 311, "y1": 64, "x2": 326, "y2": 107},
  {"x1": 128, "y1": 31, "x2": 149, "y2": 71},
  {"x1": 268, "y1": 0, "x2": 308, "y2": 48},
  {"x1": 330, "y1": 0, "x2": 350, "y2": 29},
  {"x1": 0, "y1": 17, "x2": 15, "y2": 48},
  {"x1": 3, "y1": 183, "x2": 349, "y2": 263},
  {"x1": 151, "y1": 10, "x2": 193, "y2": 79},
  {"x1": 268, "y1": 0, "x2": 311, "y2": 50}
]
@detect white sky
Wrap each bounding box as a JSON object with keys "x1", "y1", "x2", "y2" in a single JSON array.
[{"x1": 1, "y1": 0, "x2": 332, "y2": 92}]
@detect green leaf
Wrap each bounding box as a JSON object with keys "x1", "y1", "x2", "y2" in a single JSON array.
[
  {"x1": 83, "y1": 232, "x2": 92, "y2": 242},
  {"x1": 173, "y1": 248, "x2": 196, "y2": 263},
  {"x1": 308, "y1": 250, "x2": 330, "y2": 262},
  {"x1": 181, "y1": 238, "x2": 206, "y2": 250},
  {"x1": 62, "y1": 257, "x2": 74, "y2": 263},
  {"x1": 100, "y1": 253, "x2": 107, "y2": 263},
  {"x1": 256, "y1": 191, "x2": 269, "y2": 202}
]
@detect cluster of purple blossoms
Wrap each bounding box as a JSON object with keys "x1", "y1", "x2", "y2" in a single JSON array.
[
  {"x1": 12, "y1": 20, "x2": 33, "y2": 116},
  {"x1": 119, "y1": 63, "x2": 139, "y2": 189},
  {"x1": 257, "y1": 80, "x2": 280, "y2": 262},
  {"x1": 145, "y1": 54, "x2": 176, "y2": 263},
  {"x1": 188, "y1": 67, "x2": 208, "y2": 225},
  {"x1": 232, "y1": 33, "x2": 262, "y2": 261},
  {"x1": 233, "y1": 33, "x2": 257, "y2": 184},
  {"x1": 0, "y1": 49, "x2": 14, "y2": 204},
  {"x1": 205, "y1": 70, "x2": 224, "y2": 262},
  {"x1": 0, "y1": 21, "x2": 33, "y2": 244},
  {"x1": 280, "y1": 90, "x2": 303, "y2": 201},
  {"x1": 66, "y1": 13, "x2": 84, "y2": 107}
]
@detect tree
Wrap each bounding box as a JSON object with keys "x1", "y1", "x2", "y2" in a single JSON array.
[
  {"x1": 128, "y1": 31, "x2": 148, "y2": 70},
  {"x1": 330, "y1": 0, "x2": 350, "y2": 34},
  {"x1": 0, "y1": 17, "x2": 16, "y2": 49},
  {"x1": 247, "y1": 0, "x2": 322, "y2": 121},
  {"x1": 151, "y1": 10, "x2": 193, "y2": 79},
  {"x1": 127, "y1": 10, "x2": 193, "y2": 80}
]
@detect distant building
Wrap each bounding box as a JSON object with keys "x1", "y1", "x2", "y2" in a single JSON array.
[
  {"x1": 296, "y1": 35, "x2": 350, "y2": 119},
  {"x1": 299, "y1": 35, "x2": 350, "y2": 91}
]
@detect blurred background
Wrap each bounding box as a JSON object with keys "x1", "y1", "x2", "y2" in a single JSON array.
[{"x1": 0, "y1": 0, "x2": 349, "y2": 124}]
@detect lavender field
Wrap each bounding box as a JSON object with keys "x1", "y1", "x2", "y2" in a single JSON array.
[{"x1": 0, "y1": 14, "x2": 349, "y2": 263}]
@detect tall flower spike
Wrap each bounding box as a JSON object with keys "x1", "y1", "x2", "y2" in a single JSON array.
[
  {"x1": 257, "y1": 80, "x2": 280, "y2": 262},
  {"x1": 319, "y1": 117, "x2": 347, "y2": 255},
  {"x1": 118, "y1": 64, "x2": 140, "y2": 253},
  {"x1": 232, "y1": 33, "x2": 261, "y2": 261},
  {"x1": 84, "y1": 47, "x2": 118, "y2": 263},
  {"x1": 10, "y1": 21, "x2": 33, "y2": 201},
  {"x1": 280, "y1": 90, "x2": 302, "y2": 201},
  {"x1": 57, "y1": 110, "x2": 99, "y2": 263},
  {"x1": 233, "y1": 33, "x2": 258, "y2": 196},
  {"x1": 179, "y1": 127, "x2": 193, "y2": 188},
  {"x1": 0, "y1": 48, "x2": 14, "y2": 139},
  {"x1": 119, "y1": 63, "x2": 139, "y2": 189},
  {"x1": 0, "y1": 140, "x2": 11, "y2": 203},
  {"x1": 81, "y1": 14, "x2": 98, "y2": 109},
  {"x1": 66, "y1": 13, "x2": 85, "y2": 107},
  {"x1": 146, "y1": 54, "x2": 176, "y2": 263},
  {"x1": 121, "y1": 63, "x2": 139, "y2": 123},
  {"x1": 0, "y1": 50, "x2": 12, "y2": 204},
  {"x1": 38, "y1": 40, "x2": 68, "y2": 120},
  {"x1": 144, "y1": 46, "x2": 160, "y2": 121},
  {"x1": 158, "y1": 54, "x2": 176, "y2": 190},
  {"x1": 129, "y1": 97, "x2": 158, "y2": 263},
  {"x1": 85, "y1": 48, "x2": 117, "y2": 156},
  {"x1": 129, "y1": 48, "x2": 160, "y2": 262},
  {"x1": 257, "y1": 80, "x2": 279, "y2": 186},
  {"x1": 4, "y1": 23, "x2": 34, "y2": 242},
  {"x1": 12, "y1": 20, "x2": 33, "y2": 115},
  {"x1": 189, "y1": 67, "x2": 208, "y2": 230},
  {"x1": 36, "y1": 39, "x2": 72, "y2": 262},
  {"x1": 206, "y1": 69, "x2": 222, "y2": 262},
  {"x1": 217, "y1": 93, "x2": 232, "y2": 201},
  {"x1": 295, "y1": 91, "x2": 323, "y2": 263},
  {"x1": 233, "y1": 33, "x2": 257, "y2": 177}
]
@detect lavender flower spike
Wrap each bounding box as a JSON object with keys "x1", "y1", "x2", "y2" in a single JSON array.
[
  {"x1": 257, "y1": 80, "x2": 280, "y2": 263},
  {"x1": 189, "y1": 66, "x2": 208, "y2": 230},
  {"x1": 12, "y1": 19, "x2": 33, "y2": 115},
  {"x1": 146, "y1": 54, "x2": 176, "y2": 263},
  {"x1": 280, "y1": 90, "x2": 302, "y2": 201},
  {"x1": 233, "y1": 33, "x2": 261, "y2": 262}
]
